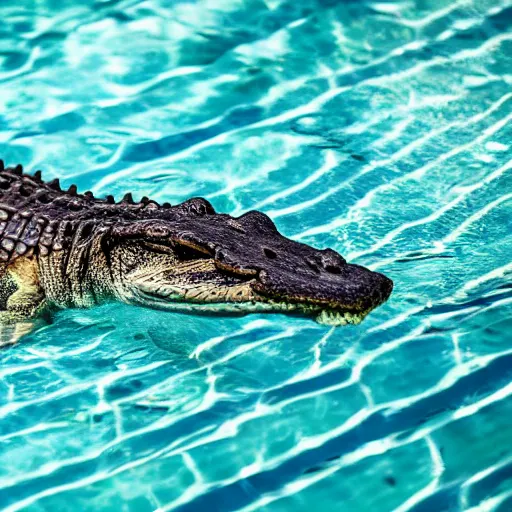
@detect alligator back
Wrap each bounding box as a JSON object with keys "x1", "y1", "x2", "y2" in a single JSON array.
[{"x1": 0, "y1": 161, "x2": 177, "y2": 263}]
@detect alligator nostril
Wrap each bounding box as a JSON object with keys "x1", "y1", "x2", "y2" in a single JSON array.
[
  {"x1": 321, "y1": 248, "x2": 347, "y2": 271},
  {"x1": 263, "y1": 248, "x2": 277, "y2": 259}
]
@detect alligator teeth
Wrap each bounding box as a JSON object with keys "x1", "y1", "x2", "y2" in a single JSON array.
[
  {"x1": 316, "y1": 310, "x2": 347, "y2": 326},
  {"x1": 315, "y1": 310, "x2": 364, "y2": 326}
]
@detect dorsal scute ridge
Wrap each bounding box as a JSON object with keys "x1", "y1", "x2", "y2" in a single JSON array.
[
  {"x1": 0, "y1": 161, "x2": 186, "y2": 263},
  {"x1": 0, "y1": 163, "x2": 169, "y2": 212},
  {"x1": 122, "y1": 192, "x2": 134, "y2": 204},
  {"x1": 48, "y1": 178, "x2": 61, "y2": 191}
]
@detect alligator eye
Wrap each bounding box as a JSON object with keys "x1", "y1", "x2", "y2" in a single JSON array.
[
  {"x1": 178, "y1": 198, "x2": 215, "y2": 216},
  {"x1": 306, "y1": 260, "x2": 320, "y2": 273},
  {"x1": 238, "y1": 211, "x2": 277, "y2": 233},
  {"x1": 325, "y1": 265, "x2": 342, "y2": 274},
  {"x1": 263, "y1": 248, "x2": 277, "y2": 259}
]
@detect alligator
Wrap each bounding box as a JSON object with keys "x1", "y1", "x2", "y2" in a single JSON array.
[{"x1": 0, "y1": 160, "x2": 393, "y2": 345}]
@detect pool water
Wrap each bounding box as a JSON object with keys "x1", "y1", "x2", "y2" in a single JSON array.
[{"x1": 1, "y1": 0, "x2": 512, "y2": 510}]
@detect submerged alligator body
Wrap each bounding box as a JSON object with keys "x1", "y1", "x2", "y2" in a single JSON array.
[{"x1": 0, "y1": 161, "x2": 393, "y2": 344}]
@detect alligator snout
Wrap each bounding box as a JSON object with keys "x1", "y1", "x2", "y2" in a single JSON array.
[{"x1": 253, "y1": 256, "x2": 392, "y2": 313}]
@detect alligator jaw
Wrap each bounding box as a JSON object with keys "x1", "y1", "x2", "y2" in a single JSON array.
[
  {"x1": 132, "y1": 275, "x2": 371, "y2": 327},
  {"x1": 133, "y1": 293, "x2": 369, "y2": 326},
  {"x1": 125, "y1": 246, "x2": 392, "y2": 326}
]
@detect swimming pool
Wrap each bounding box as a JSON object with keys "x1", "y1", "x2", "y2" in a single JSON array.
[{"x1": 1, "y1": 0, "x2": 511, "y2": 510}]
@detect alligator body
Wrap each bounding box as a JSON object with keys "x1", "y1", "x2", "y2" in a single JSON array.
[{"x1": 0, "y1": 161, "x2": 393, "y2": 345}]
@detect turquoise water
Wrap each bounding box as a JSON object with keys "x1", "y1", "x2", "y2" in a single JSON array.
[{"x1": 1, "y1": 0, "x2": 512, "y2": 510}]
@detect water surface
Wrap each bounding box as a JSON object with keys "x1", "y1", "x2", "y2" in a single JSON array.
[{"x1": 1, "y1": 0, "x2": 512, "y2": 510}]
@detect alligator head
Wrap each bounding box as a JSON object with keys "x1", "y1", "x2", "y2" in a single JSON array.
[{"x1": 112, "y1": 198, "x2": 393, "y2": 326}]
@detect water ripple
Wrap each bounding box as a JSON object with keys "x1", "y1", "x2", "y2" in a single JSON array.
[{"x1": 1, "y1": 0, "x2": 512, "y2": 510}]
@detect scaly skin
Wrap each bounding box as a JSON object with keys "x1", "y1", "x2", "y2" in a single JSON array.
[{"x1": 0, "y1": 161, "x2": 393, "y2": 345}]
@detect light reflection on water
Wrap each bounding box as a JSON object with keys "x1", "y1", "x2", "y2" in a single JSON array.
[{"x1": 1, "y1": 0, "x2": 512, "y2": 510}]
